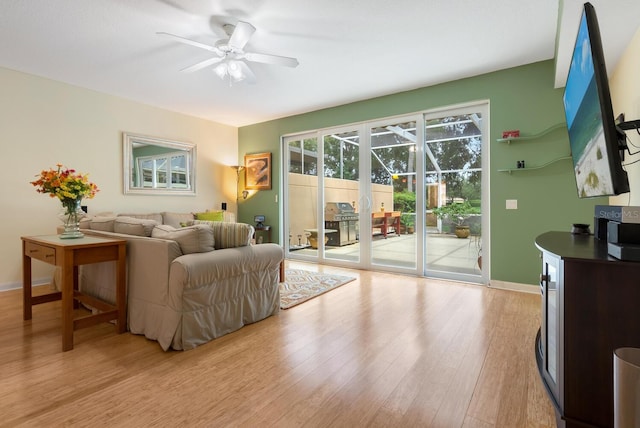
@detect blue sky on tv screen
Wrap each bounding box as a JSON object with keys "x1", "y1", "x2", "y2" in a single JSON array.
[{"x1": 563, "y1": 12, "x2": 594, "y2": 128}]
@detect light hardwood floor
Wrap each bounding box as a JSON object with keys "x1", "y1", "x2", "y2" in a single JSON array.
[{"x1": 0, "y1": 261, "x2": 555, "y2": 427}]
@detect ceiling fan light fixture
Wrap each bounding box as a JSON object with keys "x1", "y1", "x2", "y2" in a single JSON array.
[
  {"x1": 228, "y1": 61, "x2": 244, "y2": 80},
  {"x1": 214, "y1": 62, "x2": 228, "y2": 79},
  {"x1": 214, "y1": 60, "x2": 246, "y2": 83}
]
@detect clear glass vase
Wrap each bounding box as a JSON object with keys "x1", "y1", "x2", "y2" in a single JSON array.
[{"x1": 59, "y1": 198, "x2": 85, "y2": 239}]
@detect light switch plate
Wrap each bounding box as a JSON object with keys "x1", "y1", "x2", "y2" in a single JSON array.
[{"x1": 506, "y1": 199, "x2": 518, "y2": 210}]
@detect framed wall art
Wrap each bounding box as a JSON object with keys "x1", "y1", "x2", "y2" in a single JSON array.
[{"x1": 244, "y1": 152, "x2": 271, "y2": 190}]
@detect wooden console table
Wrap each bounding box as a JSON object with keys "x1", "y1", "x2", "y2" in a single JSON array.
[
  {"x1": 372, "y1": 211, "x2": 401, "y2": 238},
  {"x1": 22, "y1": 235, "x2": 127, "y2": 351}
]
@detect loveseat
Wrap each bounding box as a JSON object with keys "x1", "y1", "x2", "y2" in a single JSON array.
[{"x1": 75, "y1": 211, "x2": 283, "y2": 350}]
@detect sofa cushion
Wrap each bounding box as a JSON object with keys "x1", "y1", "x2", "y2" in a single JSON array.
[
  {"x1": 192, "y1": 220, "x2": 253, "y2": 249},
  {"x1": 89, "y1": 216, "x2": 118, "y2": 232},
  {"x1": 118, "y1": 212, "x2": 164, "y2": 224},
  {"x1": 162, "y1": 212, "x2": 195, "y2": 228},
  {"x1": 151, "y1": 224, "x2": 215, "y2": 254},
  {"x1": 195, "y1": 211, "x2": 225, "y2": 222},
  {"x1": 114, "y1": 216, "x2": 158, "y2": 237},
  {"x1": 79, "y1": 218, "x2": 92, "y2": 230}
]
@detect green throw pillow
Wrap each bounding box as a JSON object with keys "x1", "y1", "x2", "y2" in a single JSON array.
[{"x1": 195, "y1": 211, "x2": 224, "y2": 222}]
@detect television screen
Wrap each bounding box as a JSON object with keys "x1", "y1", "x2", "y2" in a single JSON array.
[{"x1": 563, "y1": 2, "x2": 629, "y2": 198}]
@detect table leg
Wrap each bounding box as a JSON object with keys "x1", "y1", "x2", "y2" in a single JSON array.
[
  {"x1": 73, "y1": 265, "x2": 80, "y2": 310},
  {"x1": 116, "y1": 243, "x2": 127, "y2": 333},
  {"x1": 22, "y1": 243, "x2": 32, "y2": 321},
  {"x1": 61, "y1": 250, "x2": 74, "y2": 351},
  {"x1": 394, "y1": 216, "x2": 400, "y2": 235}
]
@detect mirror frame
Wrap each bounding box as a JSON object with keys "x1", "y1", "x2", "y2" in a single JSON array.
[{"x1": 123, "y1": 132, "x2": 197, "y2": 196}]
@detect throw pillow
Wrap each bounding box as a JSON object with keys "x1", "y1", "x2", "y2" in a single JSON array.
[
  {"x1": 114, "y1": 217, "x2": 158, "y2": 237},
  {"x1": 192, "y1": 220, "x2": 253, "y2": 249},
  {"x1": 195, "y1": 211, "x2": 224, "y2": 222},
  {"x1": 89, "y1": 216, "x2": 118, "y2": 232},
  {"x1": 151, "y1": 224, "x2": 215, "y2": 254}
]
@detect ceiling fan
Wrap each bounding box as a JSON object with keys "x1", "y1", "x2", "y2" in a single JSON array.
[{"x1": 158, "y1": 21, "x2": 299, "y2": 84}]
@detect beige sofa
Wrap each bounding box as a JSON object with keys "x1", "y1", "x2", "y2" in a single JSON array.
[{"x1": 76, "y1": 211, "x2": 283, "y2": 351}]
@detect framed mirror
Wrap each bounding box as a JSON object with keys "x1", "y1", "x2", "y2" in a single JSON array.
[{"x1": 123, "y1": 132, "x2": 196, "y2": 195}]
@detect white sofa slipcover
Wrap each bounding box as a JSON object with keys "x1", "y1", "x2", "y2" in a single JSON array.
[{"x1": 76, "y1": 211, "x2": 283, "y2": 350}]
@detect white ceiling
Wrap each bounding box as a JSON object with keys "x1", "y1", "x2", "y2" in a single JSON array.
[
  {"x1": 556, "y1": 0, "x2": 640, "y2": 89},
  {"x1": 0, "y1": 0, "x2": 638, "y2": 127}
]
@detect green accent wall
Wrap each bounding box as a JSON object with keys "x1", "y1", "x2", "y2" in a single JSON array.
[{"x1": 239, "y1": 60, "x2": 607, "y2": 285}]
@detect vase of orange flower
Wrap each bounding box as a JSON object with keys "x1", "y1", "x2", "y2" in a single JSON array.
[
  {"x1": 31, "y1": 164, "x2": 99, "y2": 239},
  {"x1": 57, "y1": 198, "x2": 86, "y2": 239}
]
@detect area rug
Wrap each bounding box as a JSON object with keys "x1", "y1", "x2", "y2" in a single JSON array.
[{"x1": 280, "y1": 269, "x2": 355, "y2": 309}]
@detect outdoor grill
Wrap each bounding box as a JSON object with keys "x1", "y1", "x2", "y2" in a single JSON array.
[{"x1": 324, "y1": 202, "x2": 359, "y2": 246}]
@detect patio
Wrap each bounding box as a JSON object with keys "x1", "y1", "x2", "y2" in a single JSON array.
[{"x1": 290, "y1": 231, "x2": 482, "y2": 277}]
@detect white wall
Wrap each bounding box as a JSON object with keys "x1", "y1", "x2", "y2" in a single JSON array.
[
  {"x1": 0, "y1": 67, "x2": 238, "y2": 288},
  {"x1": 287, "y1": 173, "x2": 394, "y2": 243},
  {"x1": 610, "y1": 27, "x2": 640, "y2": 206}
]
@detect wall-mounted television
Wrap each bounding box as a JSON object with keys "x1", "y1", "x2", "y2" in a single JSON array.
[{"x1": 562, "y1": 2, "x2": 629, "y2": 198}]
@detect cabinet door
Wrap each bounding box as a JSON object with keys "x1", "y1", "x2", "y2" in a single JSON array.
[{"x1": 541, "y1": 252, "x2": 561, "y2": 402}]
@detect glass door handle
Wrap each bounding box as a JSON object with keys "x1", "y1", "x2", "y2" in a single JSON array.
[{"x1": 359, "y1": 196, "x2": 371, "y2": 211}]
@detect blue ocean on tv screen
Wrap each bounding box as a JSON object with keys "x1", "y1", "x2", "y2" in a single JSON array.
[
  {"x1": 568, "y1": 77, "x2": 603, "y2": 165},
  {"x1": 563, "y1": 13, "x2": 603, "y2": 166},
  {"x1": 563, "y1": 9, "x2": 614, "y2": 197}
]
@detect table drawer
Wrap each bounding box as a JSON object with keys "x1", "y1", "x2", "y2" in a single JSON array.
[{"x1": 25, "y1": 242, "x2": 56, "y2": 264}]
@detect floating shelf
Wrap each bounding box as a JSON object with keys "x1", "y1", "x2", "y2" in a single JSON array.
[
  {"x1": 498, "y1": 156, "x2": 572, "y2": 173},
  {"x1": 497, "y1": 123, "x2": 567, "y2": 144}
]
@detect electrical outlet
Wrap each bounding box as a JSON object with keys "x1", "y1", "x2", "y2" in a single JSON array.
[{"x1": 506, "y1": 199, "x2": 518, "y2": 210}]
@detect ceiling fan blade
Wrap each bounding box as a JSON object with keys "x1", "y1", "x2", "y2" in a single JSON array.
[
  {"x1": 180, "y1": 56, "x2": 224, "y2": 73},
  {"x1": 237, "y1": 61, "x2": 257, "y2": 84},
  {"x1": 228, "y1": 21, "x2": 256, "y2": 50},
  {"x1": 157, "y1": 32, "x2": 223, "y2": 55},
  {"x1": 244, "y1": 52, "x2": 299, "y2": 68}
]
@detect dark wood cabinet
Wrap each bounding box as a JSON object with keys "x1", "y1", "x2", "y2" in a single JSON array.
[{"x1": 535, "y1": 232, "x2": 640, "y2": 428}]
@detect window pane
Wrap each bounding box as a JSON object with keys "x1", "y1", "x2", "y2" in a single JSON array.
[
  {"x1": 288, "y1": 140, "x2": 302, "y2": 173},
  {"x1": 303, "y1": 138, "x2": 318, "y2": 176},
  {"x1": 324, "y1": 131, "x2": 359, "y2": 180},
  {"x1": 141, "y1": 160, "x2": 153, "y2": 187},
  {"x1": 156, "y1": 159, "x2": 167, "y2": 187},
  {"x1": 371, "y1": 121, "x2": 416, "y2": 187},
  {"x1": 425, "y1": 115, "x2": 482, "y2": 173},
  {"x1": 170, "y1": 155, "x2": 187, "y2": 187}
]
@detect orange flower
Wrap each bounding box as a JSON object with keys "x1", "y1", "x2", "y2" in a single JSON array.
[{"x1": 31, "y1": 164, "x2": 99, "y2": 202}]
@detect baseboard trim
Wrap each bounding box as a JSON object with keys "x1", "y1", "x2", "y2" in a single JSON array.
[
  {"x1": 4, "y1": 277, "x2": 539, "y2": 294},
  {"x1": 0, "y1": 277, "x2": 50, "y2": 292},
  {"x1": 489, "y1": 280, "x2": 538, "y2": 294}
]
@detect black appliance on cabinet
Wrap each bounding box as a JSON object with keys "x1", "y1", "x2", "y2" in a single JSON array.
[{"x1": 324, "y1": 202, "x2": 359, "y2": 246}]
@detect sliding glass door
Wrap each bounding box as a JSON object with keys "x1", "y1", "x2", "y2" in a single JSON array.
[
  {"x1": 285, "y1": 134, "x2": 319, "y2": 257},
  {"x1": 423, "y1": 104, "x2": 488, "y2": 283},
  {"x1": 283, "y1": 102, "x2": 488, "y2": 284},
  {"x1": 369, "y1": 118, "x2": 419, "y2": 271},
  {"x1": 322, "y1": 128, "x2": 361, "y2": 264}
]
